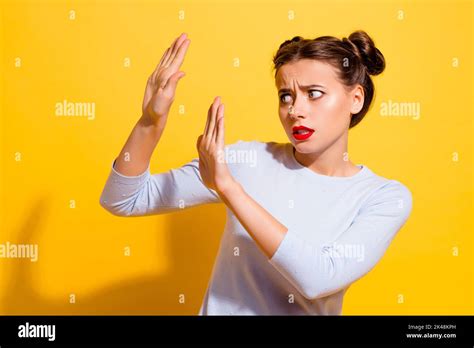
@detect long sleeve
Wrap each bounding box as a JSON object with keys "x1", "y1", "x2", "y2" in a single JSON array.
[
  {"x1": 99, "y1": 158, "x2": 219, "y2": 217},
  {"x1": 99, "y1": 140, "x2": 250, "y2": 217},
  {"x1": 267, "y1": 179, "x2": 413, "y2": 301}
]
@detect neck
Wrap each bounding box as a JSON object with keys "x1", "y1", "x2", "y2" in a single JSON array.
[{"x1": 293, "y1": 131, "x2": 359, "y2": 177}]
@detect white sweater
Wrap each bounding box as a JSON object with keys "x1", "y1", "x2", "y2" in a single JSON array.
[{"x1": 99, "y1": 140, "x2": 413, "y2": 315}]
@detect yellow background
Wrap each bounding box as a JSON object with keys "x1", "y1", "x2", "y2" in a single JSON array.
[{"x1": 0, "y1": 0, "x2": 472, "y2": 314}]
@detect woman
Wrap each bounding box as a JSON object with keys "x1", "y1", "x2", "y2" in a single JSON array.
[{"x1": 100, "y1": 31, "x2": 413, "y2": 315}]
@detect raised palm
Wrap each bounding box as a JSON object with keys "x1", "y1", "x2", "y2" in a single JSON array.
[{"x1": 142, "y1": 33, "x2": 191, "y2": 124}]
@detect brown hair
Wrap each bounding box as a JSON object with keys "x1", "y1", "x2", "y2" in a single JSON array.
[{"x1": 272, "y1": 30, "x2": 385, "y2": 128}]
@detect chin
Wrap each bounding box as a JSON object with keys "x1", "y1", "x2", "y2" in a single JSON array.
[
  {"x1": 291, "y1": 136, "x2": 330, "y2": 156},
  {"x1": 291, "y1": 139, "x2": 317, "y2": 153}
]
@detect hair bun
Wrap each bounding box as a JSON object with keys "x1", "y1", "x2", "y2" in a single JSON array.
[
  {"x1": 279, "y1": 35, "x2": 304, "y2": 50},
  {"x1": 345, "y1": 30, "x2": 385, "y2": 75}
]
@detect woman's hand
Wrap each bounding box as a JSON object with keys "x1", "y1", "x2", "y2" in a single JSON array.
[
  {"x1": 196, "y1": 96, "x2": 235, "y2": 194},
  {"x1": 141, "y1": 32, "x2": 190, "y2": 126}
]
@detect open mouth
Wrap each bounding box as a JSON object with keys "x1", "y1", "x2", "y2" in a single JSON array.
[
  {"x1": 293, "y1": 129, "x2": 312, "y2": 135},
  {"x1": 292, "y1": 125, "x2": 315, "y2": 140}
]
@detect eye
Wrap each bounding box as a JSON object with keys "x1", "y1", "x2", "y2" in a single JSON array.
[
  {"x1": 309, "y1": 90, "x2": 324, "y2": 99},
  {"x1": 279, "y1": 93, "x2": 292, "y2": 104}
]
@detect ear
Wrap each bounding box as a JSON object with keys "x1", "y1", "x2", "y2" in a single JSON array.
[{"x1": 349, "y1": 85, "x2": 364, "y2": 115}]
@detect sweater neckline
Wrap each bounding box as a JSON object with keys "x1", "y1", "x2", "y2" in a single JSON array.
[{"x1": 285, "y1": 142, "x2": 370, "y2": 181}]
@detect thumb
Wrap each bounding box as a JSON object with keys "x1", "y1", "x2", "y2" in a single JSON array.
[{"x1": 164, "y1": 71, "x2": 186, "y2": 93}]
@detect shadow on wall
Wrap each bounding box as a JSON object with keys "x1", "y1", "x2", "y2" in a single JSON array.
[{"x1": 1, "y1": 197, "x2": 227, "y2": 314}]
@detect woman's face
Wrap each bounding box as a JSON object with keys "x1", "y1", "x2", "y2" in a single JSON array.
[{"x1": 275, "y1": 58, "x2": 364, "y2": 156}]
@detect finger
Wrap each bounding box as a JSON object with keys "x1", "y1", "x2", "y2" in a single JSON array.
[
  {"x1": 163, "y1": 70, "x2": 186, "y2": 94},
  {"x1": 167, "y1": 34, "x2": 189, "y2": 69},
  {"x1": 156, "y1": 47, "x2": 170, "y2": 72},
  {"x1": 203, "y1": 100, "x2": 213, "y2": 135},
  {"x1": 150, "y1": 68, "x2": 160, "y2": 89},
  {"x1": 161, "y1": 35, "x2": 179, "y2": 68},
  {"x1": 196, "y1": 134, "x2": 203, "y2": 151},
  {"x1": 206, "y1": 97, "x2": 220, "y2": 138},
  {"x1": 211, "y1": 103, "x2": 224, "y2": 143},
  {"x1": 151, "y1": 33, "x2": 184, "y2": 85},
  {"x1": 155, "y1": 45, "x2": 175, "y2": 81},
  {"x1": 148, "y1": 47, "x2": 170, "y2": 88},
  {"x1": 163, "y1": 33, "x2": 186, "y2": 68},
  {"x1": 154, "y1": 35, "x2": 188, "y2": 91},
  {"x1": 215, "y1": 106, "x2": 225, "y2": 149},
  {"x1": 161, "y1": 47, "x2": 173, "y2": 69},
  {"x1": 205, "y1": 96, "x2": 220, "y2": 149},
  {"x1": 168, "y1": 38, "x2": 191, "y2": 71}
]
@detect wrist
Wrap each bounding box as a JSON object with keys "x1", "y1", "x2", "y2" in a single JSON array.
[
  {"x1": 139, "y1": 111, "x2": 167, "y2": 128},
  {"x1": 138, "y1": 113, "x2": 167, "y2": 133},
  {"x1": 216, "y1": 177, "x2": 241, "y2": 199}
]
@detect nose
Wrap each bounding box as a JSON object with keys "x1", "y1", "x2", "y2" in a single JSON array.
[{"x1": 289, "y1": 96, "x2": 307, "y2": 119}]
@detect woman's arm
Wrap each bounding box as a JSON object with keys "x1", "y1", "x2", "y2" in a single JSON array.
[
  {"x1": 113, "y1": 116, "x2": 165, "y2": 176},
  {"x1": 219, "y1": 179, "x2": 412, "y2": 300},
  {"x1": 218, "y1": 180, "x2": 288, "y2": 258},
  {"x1": 114, "y1": 33, "x2": 190, "y2": 177},
  {"x1": 99, "y1": 157, "x2": 220, "y2": 217},
  {"x1": 100, "y1": 33, "x2": 225, "y2": 217}
]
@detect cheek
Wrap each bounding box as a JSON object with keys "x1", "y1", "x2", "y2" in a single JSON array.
[
  {"x1": 278, "y1": 109, "x2": 290, "y2": 127},
  {"x1": 316, "y1": 94, "x2": 350, "y2": 129},
  {"x1": 319, "y1": 94, "x2": 345, "y2": 116},
  {"x1": 278, "y1": 109, "x2": 285, "y2": 124}
]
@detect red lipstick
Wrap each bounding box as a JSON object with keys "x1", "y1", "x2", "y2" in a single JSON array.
[{"x1": 292, "y1": 125, "x2": 315, "y2": 141}]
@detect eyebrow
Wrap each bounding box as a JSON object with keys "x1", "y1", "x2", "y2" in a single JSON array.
[{"x1": 278, "y1": 84, "x2": 326, "y2": 94}]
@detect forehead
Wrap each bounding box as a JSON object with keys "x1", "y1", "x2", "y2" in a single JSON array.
[{"x1": 275, "y1": 59, "x2": 339, "y2": 87}]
